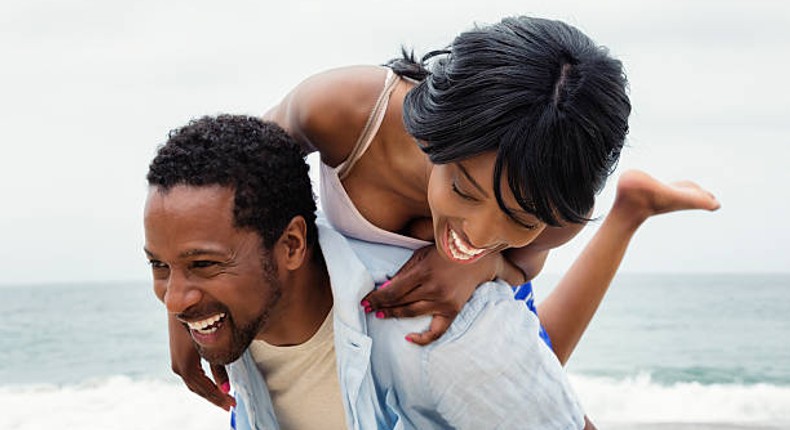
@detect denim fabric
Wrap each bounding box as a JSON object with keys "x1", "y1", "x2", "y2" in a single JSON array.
[{"x1": 228, "y1": 222, "x2": 584, "y2": 429}]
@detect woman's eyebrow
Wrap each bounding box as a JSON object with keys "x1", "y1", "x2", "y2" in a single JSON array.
[
  {"x1": 457, "y1": 163, "x2": 489, "y2": 197},
  {"x1": 509, "y1": 208, "x2": 538, "y2": 224}
]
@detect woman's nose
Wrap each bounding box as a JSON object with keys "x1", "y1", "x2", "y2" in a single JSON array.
[{"x1": 461, "y1": 210, "x2": 501, "y2": 249}]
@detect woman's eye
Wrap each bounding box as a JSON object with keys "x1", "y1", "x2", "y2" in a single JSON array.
[
  {"x1": 452, "y1": 181, "x2": 476, "y2": 201},
  {"x1": 509, "y1": 216, "x2": 538, "y2": 231},
  {"x1": 516, "y1": 220, "x2": 538, "y2": 230}
]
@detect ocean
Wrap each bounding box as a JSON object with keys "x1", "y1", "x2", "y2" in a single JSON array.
[{"x1": 2, "y1": 274, "x2": 789, "y2": 429}]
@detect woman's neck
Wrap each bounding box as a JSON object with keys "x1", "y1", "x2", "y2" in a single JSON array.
[{"x1": 378, "y1": 83, "x2": 434, "y2": 215}]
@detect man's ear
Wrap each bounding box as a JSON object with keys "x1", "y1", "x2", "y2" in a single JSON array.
[{"x1": 275, "y1": 216, "x2": 309, "y2": 271}]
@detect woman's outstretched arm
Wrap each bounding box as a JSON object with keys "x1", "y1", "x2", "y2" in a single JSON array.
[{"x1": 536, "y1": 170, "x2": 720, "y2": 365}]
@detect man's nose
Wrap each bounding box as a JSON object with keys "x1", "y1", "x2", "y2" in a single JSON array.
[{"x1": 163, "y1": 270, "x2": 202, "y2": 314}]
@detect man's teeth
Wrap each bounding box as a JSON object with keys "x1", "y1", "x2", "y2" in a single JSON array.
[
  {"x1": 448, "y1": 229, "x2": 485, "y2": 261},
  {"x1": 187, "y1": 313, "x2": 226, "y2": 334}
]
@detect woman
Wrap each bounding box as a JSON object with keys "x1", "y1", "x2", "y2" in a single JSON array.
[{"x1": 170, "y1": 16, "x2": 719, "y2": 410}]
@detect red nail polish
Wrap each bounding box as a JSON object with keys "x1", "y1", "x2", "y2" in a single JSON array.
[
  {"x1": 221, "y1": 382, "x2": 230, "y2": 394},
  {"x1": 361, "y1": 299, "x2": 370, "y2": 307},
  {"x1": 380, "y1": 280, "x2": 391, "y2": 289},
  {"x1": 375, "y1": 311, "x2": 385, "y2": 319},
  {"x1": 405, "y1": 336, "x2": 412, "y2": 343},
  {"x1": 365, "y1": 306, "x2": 373, "y2": 313}
]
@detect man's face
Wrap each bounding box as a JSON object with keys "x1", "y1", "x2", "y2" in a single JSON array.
[{"x1": 144, "y1": 185, "x2": 282, "y2": 365}]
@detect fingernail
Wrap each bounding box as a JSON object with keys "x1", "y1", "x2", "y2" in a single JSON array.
[
  {"x1": 405, "y1": 335, "x2": 412, "y2": 343},
  {"x1": 365, "y1": 306, "x2": 373, "y2": 314},
  {"x1": 380, "y1": 280, "x2": 391, "y2": 289},
  {"x1": 221, "y1": 382, "x2": 230, "y2": 394},
  {"x1": 375, "y1": 311, "x2": 385, "y2": 319},
  {"x1": 360, "y1": 300, "x2": 370, "y2": 307}
]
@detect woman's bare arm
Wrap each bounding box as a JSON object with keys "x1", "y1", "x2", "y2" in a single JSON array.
[
  {"x1": 534, "y1": 171, "x2": 719, "y2": 365},
  {"x1": 263, "y1": 66, "x2": 390, "y2": 167}
]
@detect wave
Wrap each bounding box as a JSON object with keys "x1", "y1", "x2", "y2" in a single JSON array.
[
  {"x1": 0, "y1": 376, "x2": 228, "y2": 430},
  {"x1": 571, "y1": 372, "x2": 790, "y2": 425},
  {"x1": 2, "y1": 374, "x2": 789, "y2": 429}
]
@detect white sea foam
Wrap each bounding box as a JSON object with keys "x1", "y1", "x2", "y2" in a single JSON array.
[
  {"x1": 2, "y1": 374, "x2": 790, "y2": 429},
  {"x1": 0, "y1": 376, "x2": 228, "y2": 430},
  {"x1": 571, "y1": 372, "x2": 790, "y2": 426}
]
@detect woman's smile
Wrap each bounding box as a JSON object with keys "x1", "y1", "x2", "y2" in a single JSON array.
[{"x1": 440, "y1": 223, "x2": 499, "y2": 264}]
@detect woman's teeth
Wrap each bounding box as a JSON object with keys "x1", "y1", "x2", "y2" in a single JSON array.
[
  {"x1": 448, "y1": 229, "x2": 486, "y2": 261},
  {"x1": 187, "y1": 313, "x2": 226, "y2": 334}
]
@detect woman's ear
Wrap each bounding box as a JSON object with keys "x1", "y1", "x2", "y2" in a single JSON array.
[{"x1": 276, "y1": 216, "x2": 309, "y2": 271}]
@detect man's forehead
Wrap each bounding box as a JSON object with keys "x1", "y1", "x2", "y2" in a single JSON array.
[
  {"x1": 144, "y1": 184, "x2": 239, "y2": 235},
  {"x1": 147, "y1": 184, "x2": 233, "y2": 210},
  {"x1": 144, "y1": 184, "x2": 263, "y2": 258}
]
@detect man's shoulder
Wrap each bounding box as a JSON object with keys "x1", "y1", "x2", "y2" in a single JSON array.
[
  {"x1": 440, "y1": 281, "x2": 527, "y2": 341},
  {"x1": 367, "y1": 280, "x2": 546, "y2": 367},
  {"x1": 366, "y1": 281, "x2": 585, "y2": 429}
]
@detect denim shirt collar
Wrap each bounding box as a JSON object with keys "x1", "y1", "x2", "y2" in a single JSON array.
[{"x1": 227, "y1": 222, "x2": 383, "y2": 430}]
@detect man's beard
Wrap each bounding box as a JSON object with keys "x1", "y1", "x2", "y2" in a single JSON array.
[
  {"x1": 196, "y1": 253, "x2": 282, "y2": 365},
  {"x1": 194, "y1": 299, "x2": 278, "y2": 365}
]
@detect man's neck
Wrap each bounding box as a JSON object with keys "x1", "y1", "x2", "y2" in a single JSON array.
[{"x1": 257, "y1": 245, "x2": 333, "y2": 346}]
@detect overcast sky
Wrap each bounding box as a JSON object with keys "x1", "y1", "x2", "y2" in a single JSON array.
[{"x1": 1, "y1": 0, "x2": 788, "y2": 285}]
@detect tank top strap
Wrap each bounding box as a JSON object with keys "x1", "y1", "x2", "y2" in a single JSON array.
[{"x1": 336, "y1": 68, "x2": 400, "y2": 180}]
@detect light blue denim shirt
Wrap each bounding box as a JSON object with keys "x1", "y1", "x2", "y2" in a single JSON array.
[{"x1": 228, "y1": 222, "x2": 584, "y2": 429}]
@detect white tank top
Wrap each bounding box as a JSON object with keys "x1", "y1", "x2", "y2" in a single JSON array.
[{"x1": 318, "y1": 68, "x2": 431, "y2": 250}]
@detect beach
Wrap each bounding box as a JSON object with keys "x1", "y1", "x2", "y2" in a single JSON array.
[{"x1": 2, "y1": 274, "x2": 789, "y2": 429}]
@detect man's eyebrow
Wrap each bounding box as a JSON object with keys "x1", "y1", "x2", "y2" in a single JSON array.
[
  {"x1": 457, "y1": 163, "x2": 489, "y2": 198},
  {"x1": 142, "y1": 248, "x2": 228, "y2": 259},
  {"x1": 179, "y1": 249, "x2": 228, "y2": 259}
]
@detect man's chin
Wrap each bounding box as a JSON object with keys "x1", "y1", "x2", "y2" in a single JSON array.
[
  {"x1": 194, "y1": 307, "x2": 271, "y2": 366},
  {"x1": 192, "y1": 319, "x2": 260, "y2": 366},
  {"x1": 196, "y1": 344, "x2": 247, "y2": 366}
]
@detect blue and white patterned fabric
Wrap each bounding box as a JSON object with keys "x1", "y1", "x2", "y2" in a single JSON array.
[{"x1": 513, "y1": 281, "x2": 554, "y2": 350}]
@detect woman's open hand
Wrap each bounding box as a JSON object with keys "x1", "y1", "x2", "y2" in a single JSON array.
[{"x1": 361, "y1": 245, "x2": 512, "y2": 345}]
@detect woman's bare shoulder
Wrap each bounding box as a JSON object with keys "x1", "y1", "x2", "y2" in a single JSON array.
[{"x1": 266, "y1": 65, "x2": 390, "y2": 166}]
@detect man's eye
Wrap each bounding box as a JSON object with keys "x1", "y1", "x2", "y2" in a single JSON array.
[
  {"x1": 191, "y1": 261, "x2": 218, "y2": 269},
  {"x1": 148, "y1": 260, "x2": 168, "y2": 269}
]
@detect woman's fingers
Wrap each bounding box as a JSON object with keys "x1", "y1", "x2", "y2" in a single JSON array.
[
  {"x1": 405, "y1": 315, "x2": 453, "y2": 346},
  {"x1": 210, "y1": 363, "x2": 236, "y2": 407},
  {"x1": 362, "y1": 248, "x2": 433, "y2": 309},
  {"x1": 169, "y1": 316, "x2": 235, "y2": 410},
  {"x1": 210, "y1": 363, "x2": 230, "y2": 393},
  {"x1": 362, "y1": 275, "x2": 420, "y2": 309},
  {"x1": 372, "y1": 300, "x2": 437, "y2": 319},
  {"x1": 179, "y1": 362, "x2": 236, "y2": 411}
]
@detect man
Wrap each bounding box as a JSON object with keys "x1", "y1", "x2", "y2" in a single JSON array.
[{"x1": 144, "y1": 115, "x2": 588, "y2": 429}]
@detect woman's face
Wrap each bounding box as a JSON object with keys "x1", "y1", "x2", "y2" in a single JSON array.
[{"x1": 427, "y1": 151, "x2": 547, "y2": 264}]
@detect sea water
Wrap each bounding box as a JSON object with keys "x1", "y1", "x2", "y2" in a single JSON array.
[{"x1": 2, "y1": 274, "x2": 789, "y2": 429}]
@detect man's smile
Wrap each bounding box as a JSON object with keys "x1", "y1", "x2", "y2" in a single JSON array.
[{"x1": 182, "y1": 312, "x2": 227, "y2": 334}]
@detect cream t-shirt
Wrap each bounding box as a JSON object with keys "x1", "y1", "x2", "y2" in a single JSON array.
[{"x1": 249, "y1": 309, "x2": 347, "y2": 430}]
